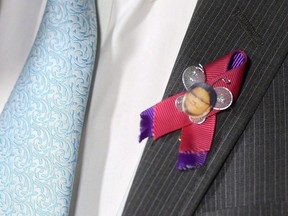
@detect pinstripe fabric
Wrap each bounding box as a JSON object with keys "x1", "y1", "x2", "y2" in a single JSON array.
[
  {"x1": 122, "y1": 0, "x2": 288, "y2": 215},
  {"x1": 195, "y1": 59, "x2": 288, "y2": 216}
]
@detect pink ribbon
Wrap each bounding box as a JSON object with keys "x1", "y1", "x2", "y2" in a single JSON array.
[{"x1": 140, "y1": 50, "x2": 248, "y2": 169}]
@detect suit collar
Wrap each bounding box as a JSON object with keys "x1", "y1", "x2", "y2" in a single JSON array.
[{"x1": 123, "y1": 0, "x2": 288, "y2": 215}]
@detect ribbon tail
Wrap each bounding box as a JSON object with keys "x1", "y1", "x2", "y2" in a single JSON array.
[
  {"x1": 139, "y1": 106, "x2": 155, "y2": 142},
  {"x1": 180, "y1": 115, "x2": 216, "y2": 152},
  {"x1": 139, "y1": 93, "x2": 191, "y2": 142},
  {"x1": 176, "y1": 151, "x2": 208, "y2": 170},
  {"x1": 176, "y1": 115, "x2": 216, "y2": 169}
]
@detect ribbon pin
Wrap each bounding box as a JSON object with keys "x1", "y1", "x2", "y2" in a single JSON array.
[{"x1": 139, "y1": 50, "x2": 248, "y2": 170}]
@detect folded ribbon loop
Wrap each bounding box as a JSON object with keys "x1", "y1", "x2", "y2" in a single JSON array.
[{"x1": 139, "y1": 50, "x2": 248, "y2": 170}]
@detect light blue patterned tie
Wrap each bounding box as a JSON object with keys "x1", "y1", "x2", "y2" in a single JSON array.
[{"x1": 0, "y1": 0, "x2": 97, "y2": 215}]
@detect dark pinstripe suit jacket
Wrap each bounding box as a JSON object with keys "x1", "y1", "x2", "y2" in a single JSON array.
[{"x1": 122, "y1": 0, "x2": 288, "y2": 215}]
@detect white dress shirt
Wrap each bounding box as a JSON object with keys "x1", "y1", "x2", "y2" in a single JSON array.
[
  {"x1": 0, "y1": 0, "x2": 197, "y2": 215},
  {"x1": 0, "y1": 0, "x2": 47, "y2": 111}
]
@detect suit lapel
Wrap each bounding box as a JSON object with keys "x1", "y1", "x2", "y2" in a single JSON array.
[{"x1": 123, "y1": 0, "x2": 288, "y2": 215}]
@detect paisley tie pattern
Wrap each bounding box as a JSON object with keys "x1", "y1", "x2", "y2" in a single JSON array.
[{"x1": 0, "y1": 0, "x2": 97, "y2": 215}]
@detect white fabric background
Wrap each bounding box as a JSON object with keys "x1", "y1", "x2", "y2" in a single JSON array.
[{"x1": 0, "y1": 0, "x2": 197, "y2": 215}]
